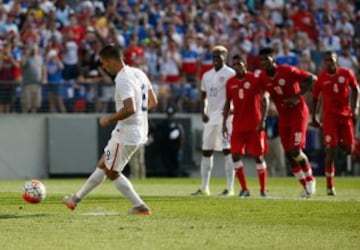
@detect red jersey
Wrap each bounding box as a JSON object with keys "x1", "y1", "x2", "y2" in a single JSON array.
[
  {"x1": 226, "y1": 72, "x2": 262, "y2": 132},
  {"x1": 314, "y1": 67, "x2": 358, "y2": 117},
  {"x1": 258, "y1": 65, "x2": 310, "y2": 120}
]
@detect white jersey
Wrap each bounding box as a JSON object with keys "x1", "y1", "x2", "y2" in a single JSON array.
[
  {"x1": 201, "y1": 65, "x2": 235, "y2": 125},
  {"x1": 112, "y1": 65, "x2": 152, "y2": 145}
]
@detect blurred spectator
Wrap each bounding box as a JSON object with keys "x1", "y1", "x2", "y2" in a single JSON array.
[
  {"x1": 0, "y1": 0, "x2": 358, "y2": 114},
  {"x1": 276, "y1": 40, "x2": 299, "y2": 66},
  {"x1": 61, "y1": 29, "x2": 79, "y2": 82},
  {"x1": 21, "y1": 44, "x2": 45, "y2": 113},
  {"x1": 291, "y1": 1, "x2": 318, "y2": 41},
  {"x1": 0, "y1": 41, "x2": 20, "y2": 113},
  {"x1": 338, "y1": 45, "x2": 358, "y2": 75},
  {"x1": 45, "y1": 49, "x2": 66, "y2": 113},
  {"x1": 321, "y1": 25, "x2": 341, "y2": 52},
  {"x1": 159, "y1": 39, "x2": 181, "y2": 111}
]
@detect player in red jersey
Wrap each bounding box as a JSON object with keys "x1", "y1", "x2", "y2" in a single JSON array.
[
  {"x1": 258, "y1": 47, "x2": 317, "y2": 198},
  {"x1": 311, "y1": 51, "x2": 360, "y2": 196},
  {"x1": 223, "y1": 55, "x2": 269, "y2": 197}
]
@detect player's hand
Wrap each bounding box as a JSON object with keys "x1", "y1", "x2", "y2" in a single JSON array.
[
  {"x1": 309, "y1": 117, "x2": 321, "y2": 128},
  {"x1": 222, "y1": 125, "x2": 228, "y2": 138},
  {"x1": 283, "y1": 96, "x2": 299, "y2": 108},
  {"x1": 202, "y1": 113, "x2": 209, "y2": 123},
  {"x1": 99, "y1": 116, "x2": 111, "y2": 127},
  {"x1": 257, "y1": 122, "x2": 265, "y2": 131}
]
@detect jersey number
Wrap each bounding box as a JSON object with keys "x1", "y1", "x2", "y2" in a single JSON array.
[
  {"x1": 333, "y1": 84, "x2": 339, "y2": 93},
  {"x1": 141, "y1": 84, "x2": 147, "y2": 111},
  {"x1": 274, "y1": 86, "x2": 283, "y2": 95},
  {"x1": 238, "y1": 88, "x2": 244, "y2": 99},
  {"x1": 210, "y1": 87, "x2": 218, "y2": 97}
]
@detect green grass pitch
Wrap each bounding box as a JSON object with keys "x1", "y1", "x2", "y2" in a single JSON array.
[{"x1": 1, "y1": 177, "x2": 360, "y2": 250}]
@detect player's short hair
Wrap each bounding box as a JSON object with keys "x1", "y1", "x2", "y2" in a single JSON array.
[
  {"x1": 212, "y1": 45, "x2": 228, "y2": 55},
  {"x1": 232, "y1": 54, "x2": 245, "y2": 63},
  {"x1": 259, "y1": 47, "x2": 275, "y2": 56},
  {"x1": 99, "y1": 44, "x2": 123, "y2": 62},
  {"x1": 324, "y1": 50, "x2": 337, "y2": 58}
]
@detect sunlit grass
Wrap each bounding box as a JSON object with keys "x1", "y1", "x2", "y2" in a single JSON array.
[{"x1": 0, "y1": 177, "x2": 359, "y2": 250}]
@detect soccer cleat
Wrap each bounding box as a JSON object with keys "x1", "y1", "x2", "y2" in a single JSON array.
[
  {"x1": 219, "y1": 189, "x2": 234, "y2": 196},
  {"x1": 305, "y1": 179, "x2": 316, "y2": 195},
  {"x1": 191, "y1": 189, "x2": 210, "y2": 196},
  {"x1": 260, "y1": 191, "x2": 268, "y2": 198},
  {"x1": 238, "y1": 190, "x2": 250, "y2": 198},
  {"x1": 327, "y1": 186, "x2": 336, "y2": 196},
  {"x1": 298, "y1": 189, "x2": 310, "y2": 199},
  {"x1": 128, "y1": 204, "x2": 151, "y2": 215},
  {"x1": 63, "y1": 195, "x2": 80, "y2": 211}
]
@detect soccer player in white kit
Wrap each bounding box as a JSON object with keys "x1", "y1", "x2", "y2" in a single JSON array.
[
  {"x1": 63, "y1": 45, "x2": 158, "y2": 215},
  {"x1": 192, "y1": 45, "x2": 236, "y2": 196}
]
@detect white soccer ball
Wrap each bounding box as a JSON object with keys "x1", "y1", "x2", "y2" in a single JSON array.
[{"x1": 22, "y1": 180, "x2": 46, "y2": 204}]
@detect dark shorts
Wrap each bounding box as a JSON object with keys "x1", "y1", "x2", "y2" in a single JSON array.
[
  {"x1": 62, "y1": 64, "x2": 79, "y2": 80},
  {"x1": 0, "y1": 85, "x2": 14, "y2": 104}
]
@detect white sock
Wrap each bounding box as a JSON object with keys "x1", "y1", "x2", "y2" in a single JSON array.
[
  {"x1": 113, "y1": 174, "x2": 144, "y2": 207},
  {"x1": 201, "y1": 156, "x2": 213, "y2": 191},
  {"x1": 75, "y1": 168, "x2": 106, "y2": 200},
  {"x1": 224, "y1": 154, "x2": 235, "y2": 191}
]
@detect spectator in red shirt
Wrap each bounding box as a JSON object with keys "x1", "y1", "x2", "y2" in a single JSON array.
[{"x1": 291, "y1": 1, "x2": 318, "y2": 41}]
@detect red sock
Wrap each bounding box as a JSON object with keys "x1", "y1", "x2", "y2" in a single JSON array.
[
  {"x1": 257, "y1": 168, "x2": 267, "y2": 193},
  {"x1": 236, "y1": 167, "x2": 248, "y2": 191},
  {"x1": 325, "y1": 166, "x2": 335, "y2": 188},
  {"x1": 302, "y1": 163, "x2": 314, "y2": 182},
  {"x1": 292, "y1": 166, "x2": 306, "y2": 188}
]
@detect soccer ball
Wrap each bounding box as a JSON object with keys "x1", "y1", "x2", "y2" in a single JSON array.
[{"x1": 22, "y1": 180, "x2": 46, "y2": 204}]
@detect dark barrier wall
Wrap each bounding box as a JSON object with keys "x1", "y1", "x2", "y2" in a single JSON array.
[{"x1": 97, "y1": 117, "x2": 194, "y2": 177}]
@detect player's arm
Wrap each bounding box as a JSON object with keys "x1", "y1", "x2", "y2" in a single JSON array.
[
  {"x1": 258, "y1": 92, "x2": 270, "y2": 131},
  {"x1": 200, "y1": 90, "x2": 209, "y2": 122},
  {"x1": 100, "y1": 97, "x2": 135, "y2": 127},
  {"x1": 284, "y1": 69, "x2": 317, "y2": 107},
  {"x1": 222, "y1": 96, "x2": 231, "y2": 137},
  {"x1": 148, "y1": 88, "x2": 158, "y2": 110},
  {"x1": 295, "y1": 73, "x2": 317, "y2": 101},
  {"x1": 310, "y1": 77, "x2": 322, "y2": 128},
  {"x1": 349, "y1": 71, "x2": 360, "y2": 119}
]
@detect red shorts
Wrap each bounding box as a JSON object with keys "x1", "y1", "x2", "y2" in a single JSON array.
[
  {"x1": 231, "y1": 130, "x2": 268, "y2": 157},
  {"x1": 322, "y1": 114, "x2": 354, "y2": 147},
  {"x1": 279, "y1": 114, "x2": 308, "y2": 152}
]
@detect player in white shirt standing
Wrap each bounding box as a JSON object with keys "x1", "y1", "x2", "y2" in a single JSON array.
[
  {"x1": 63, "y1": 45, "x2": 158, "y2": 215},
  {"x1": 192, "y1": 45, "x2": 236, "y2": 196}
]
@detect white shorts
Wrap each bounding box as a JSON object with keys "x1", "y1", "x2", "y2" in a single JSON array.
[
  {"x1": 202, "y1": 119, "x2": 232, "y2": 151},
  {"x1": 104, "y1": 138, "x2": 138, "y2": 172}
]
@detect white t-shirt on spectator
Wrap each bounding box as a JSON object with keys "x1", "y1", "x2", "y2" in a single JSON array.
[{"x1": 62, "y1": 41, "x2": 78, "y2": 65}]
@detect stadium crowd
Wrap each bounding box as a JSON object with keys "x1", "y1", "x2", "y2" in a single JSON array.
[{"x1": 0, "y1": 0, "x2": 359, "y2": 113}]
